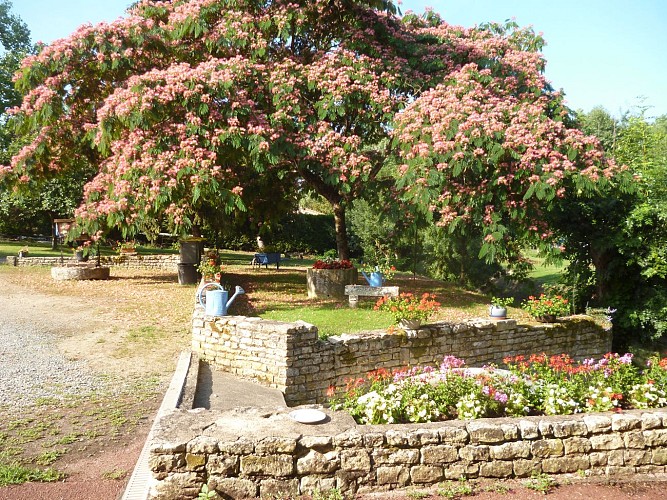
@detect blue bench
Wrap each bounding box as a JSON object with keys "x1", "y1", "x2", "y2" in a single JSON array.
[{"x1": 252, "y1": 252, "x2": 281, "y2": 270}]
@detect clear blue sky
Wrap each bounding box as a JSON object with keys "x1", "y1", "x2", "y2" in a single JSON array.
[{"x1": 11, "y1": 0, "x2": 667, "y2": 118}]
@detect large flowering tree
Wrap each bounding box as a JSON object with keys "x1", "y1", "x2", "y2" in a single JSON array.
[{"x1": 2, "y1": 1, "x2": 622, "y2": 261}]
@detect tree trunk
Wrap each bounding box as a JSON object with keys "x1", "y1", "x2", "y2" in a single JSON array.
[{"x1": 332, "y1": 202, "x2": 350, "y2": 261}]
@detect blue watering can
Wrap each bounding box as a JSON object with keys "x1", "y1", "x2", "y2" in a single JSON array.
[
  {"x1": 360, "y1": 269, "x2": 384, "y2": 287},
  {"x1": 197, "y1": 282, "x2": 245, "y2": 316}
]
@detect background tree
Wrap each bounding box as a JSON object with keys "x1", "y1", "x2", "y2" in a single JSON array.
[{"x1": 550, "y1": 105, "x2": 667, "y2": 346}]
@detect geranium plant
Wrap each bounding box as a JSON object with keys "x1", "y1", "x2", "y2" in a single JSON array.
[
  {"x1": 198, "y1": 249, "x2": 224, "y2": 279},
  {"x1": 521, "y1": 294, "x2": 570, "y2": 318},
  {"x1": 312, "y1": 259, "x2": 354, "y2": 270},
  {"x1": 374, "y1": 292, "x2": 440, "y2": 324},
  {"x1": 491, "y1": 296, "x2": 514, "y2": 308},
  {"x1": 359, "y1": 260, "x2": 396, "y2": 280}
]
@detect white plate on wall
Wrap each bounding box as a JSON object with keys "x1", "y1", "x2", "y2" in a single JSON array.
[{"x1": 289, "y1": 409, "x2": 327, "y2": 424}]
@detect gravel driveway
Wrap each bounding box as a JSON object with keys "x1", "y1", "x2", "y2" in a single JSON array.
[{"x1": 0, "y1": 314, "x2": 108, "y2": 412}]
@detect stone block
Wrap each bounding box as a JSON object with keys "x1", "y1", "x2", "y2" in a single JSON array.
[
  {"x1": 624, "y1": 449, "x2": 650, "y2": 466},
  {"x1": 260, "y1": 478, "x2": 299, "y2": 498},
  {"x1": 641, "y1": 412, "x2": 662, "y2": 430},
  {"x1": 439, "y1": 427, "x2": 469, "y2": 444},
  {"x1": 590, "y1": 433, "x2": 624, "y2": 450},
  {"x1": 185, "y1": 453, "x2": 206, "y2": 471},
  {"x1": 372, "y1": 448, "x2": 420, "y2": 466},
  {"x1": 459, "y1": 445, "x2": 490, "y2": 462},
  {"x1": 186, "y1": 436, "x2": 219, "y2": 454},
  {"x1": 589, "y1": 452, "x2": 608, "y2": 466},
  {"x1": 552, "y1": 420, "x2": 587, "y2": 437},
  {"x1": 624, "y1": 430, "x2": 647, "y2": 449},
  {"x1": 444, "y1": 461, "x2": 479, "y2": 479},
  {"x1": 148, "y1": 453, "x2": 185, "y2": 473},
  {"x1": 300, "y1": 475, "x2": 337, "y2": 494},
  {"x1": 213, "y1": 477, "x2": 257, "y2": 499},
  {"x1": 611, "y1": 414, "x2": 641, "y2": 432},
  {"x1": 408, "y1": 429, "x2": 440, "y2": 446},
  {"x1": 513, "y1": 459, "x2": 541, "y2": 477},
  {"x1": 643, "y1": 428, "x2": 667, "y2": 447},
  {"x1": 385, "y1": 430, "x2": 409, "y2": 447},
  {"x1": 206, "y1": 455, "x2": 238, "y2": 475},
  {"x1": 605, "y1": 465, "x2": 636, "y2": 476},
  {"x1": 467, "y1": 421, "x2": 505, "y2": 443},
  {"x1": 363, "y1": 433, "x2": 385, "y2": 448},
  {"x1": 376, "y1": 466, "x2": 410, "y2": 486},
  {"x1": 218, "y1": 438, "x2": 254, "y2": 455},
  {"x1": 334, "y1": 430, "x2": 364, "y2": 448},
  {"x1": 421, "y1": 445, "x2": 458, "y2": 464},
  {"x1": 584, "y1": 415, "x2": 612, "y2": 433},
  {"x1": 542, "y1": 455, "x2": 590, "y2": 474},
  {"x1": 300, "y1": 435, "x2": 333, "y2": 449},
  {"x1": 501, "y1": 423, "x2": 519, "y2": 440},
  {"x1": 479, "y1": 460, "x2": 513, "y2": 478},
  {"x1": 518, "y1": 420, "x2": 539, "y2": 439},
  {"x1": 340, "y1": 449, "x2": 371, "y2": 472},
  {"x1": 256, "y1": 436, "x2": 297, "y2": 454},
  {"x1": 410, "y1": 465, "x2": 444, "y2": 483},
  {"x1": 563, "y1": 437, "x2": 592, "y2": 455},
  {"x1": 652, "y1": 448, "x2": 667, "y2": 465},
  {"x1": 489, "y1": 441, "x2": 531, "y2": 460},
  {"x1": 530, "y1": 439, "x2": 564, "y2": 458},
  {"x1": 296, "y1": 449, "x2": 339, "y2": 475},
  {"x1": 149, "y1": 472, "x2": 200, "y2": 499},
  {"x1": 240, "y1": 454, "x2": 294, "y2": 476},
  {"x1": 607, "y1": 449, "x2": 625, "y2": 466}
]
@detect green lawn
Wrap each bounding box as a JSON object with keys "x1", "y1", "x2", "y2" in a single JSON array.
[{"x1": 0, "y1": 240, "x2": 177, "y2": 259}]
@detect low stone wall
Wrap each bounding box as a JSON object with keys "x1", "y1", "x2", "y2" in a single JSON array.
[
  {"x1": 148, "y1": 407, "x2": 667, "y2": 499},
  {"x1": 5, "y1": 254, "x2": 179, "y2": 271},
  {"x1": 191, "y1": 312, "x2": 612, "y2": 406}
]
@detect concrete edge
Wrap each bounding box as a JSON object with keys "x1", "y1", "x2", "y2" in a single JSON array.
[
  {"x1": 179, "y1": 352, "x2": 200, "y2": 410},
  {"x1": 120, "y1": 350, "x2": 192, "y2": 500}
]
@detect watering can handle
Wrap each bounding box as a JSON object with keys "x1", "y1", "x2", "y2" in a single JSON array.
[{"x1": 197, "y1": 282, "x2": 224, "y2": 307}]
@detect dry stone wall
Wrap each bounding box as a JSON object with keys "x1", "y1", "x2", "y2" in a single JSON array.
[
  {"x1": 5, "y1": 254, "x2": 179, "y2": 271},
  {"x1": 191, "y1": 311, "x2": 612, "y2": 406},
  {"x1": 148, "y1": 407, "x2": 667, "y2": 499}
]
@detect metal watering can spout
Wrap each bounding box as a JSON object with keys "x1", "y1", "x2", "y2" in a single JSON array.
[{"x1": 226, "y1": 285, "x2": 245, "y2": 310}]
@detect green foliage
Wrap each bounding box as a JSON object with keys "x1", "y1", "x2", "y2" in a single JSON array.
[
  {"x1": 206, "y1": 213, "x2": 336, "y2": 254},
  {"x1": 0, "y1": 461, "x2": 62, "y2": 486},
  {"x1": 421, "y1": 225, "x2": 502, "y2": 287},
  {"x1": 557, "y1": 107, "x2": 667, "y2": 345},
  {"x1": 523, "y1": 472, "x2": 556, "y2": 494}
]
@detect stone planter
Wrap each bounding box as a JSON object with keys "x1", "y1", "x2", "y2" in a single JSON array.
[
  {"x1": 306, "y1": 268, "x2": 358, "y2": 299},
  {"x1": 51, "y1": 265, "x2": 110, "y2": 281}
]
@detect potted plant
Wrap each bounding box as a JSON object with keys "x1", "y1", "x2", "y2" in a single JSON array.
[
  {"x1": 489, "y1": 296, "x2": 514, "y2": 319},
  {"x1": 118, "y1": 240, "x2": 137, "y2": 254},
  {"x1": 74, "y1": 241, "x2": 92, "y2": 262},
  {"x1": 198, "y1": 249, "x2": 224, "y2": 282},
  {"x1": 359, "y1": 260, "x2": 396, "y2": 287},
  {"x1": 374, "y1": 292, "x2": 440, "y2": 333},
  {"x1": 521, "y1": 294, "x2": 570, "y2": 322}
]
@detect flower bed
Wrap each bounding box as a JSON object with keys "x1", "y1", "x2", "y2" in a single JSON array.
[{"x1": 329, "y1": 353, "x2": 667, "y2": 425}]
